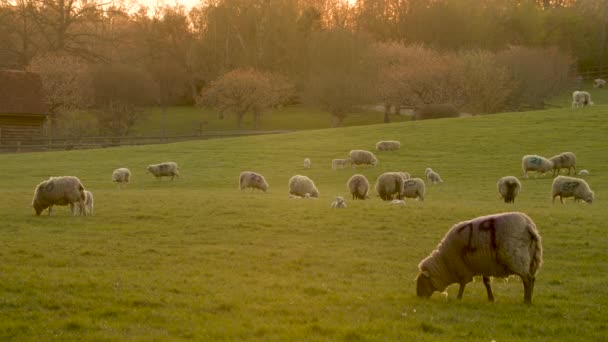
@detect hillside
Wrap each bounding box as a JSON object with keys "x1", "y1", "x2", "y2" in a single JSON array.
[{"x1": 0, "y1": 105, "x2": 607, "y2": 340}]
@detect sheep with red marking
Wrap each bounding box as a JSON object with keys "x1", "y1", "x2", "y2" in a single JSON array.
[
  {"x1": 147, "y1": 162, "x2": 179, "y2": 180},
  {"x1": 239, "y1": 171, "x2": 269, "y2": 192}
]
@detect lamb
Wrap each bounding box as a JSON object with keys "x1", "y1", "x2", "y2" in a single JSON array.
[
  {"x1": 349, "y1": 150, "x2": 378, "y2": 167},
  {"x1": 391, "y1": 199, "x2": 406, "y2": 205},
  {"x1": 572, "y1": 91, "x2": 594, "y2": 108},
  {"x1": 375, "y1": 172, "x2": 408, "y2": 201},
  {"x1": 239, "y1": 171, "x2": 269, "y2": 192},
  {"x1": 425, "y1": 168, "x2": 443, "y2": 184},
  {"x1": 416, "y1": 212, "x2": 543, "y2": 304},
  {"x1": 332, "y1": 158, "x2": 352, "y2": 169},
  {"x1": 578, "y1": 169, "x2": 589, "y2": 176},
  {"x1": 593, "y1": 78, "x2": 606, "y2": 88},
  {"x1": 497, "y1": 176, "x2": 521, "y2": 204},
  {"x1": 112, "y1": 168, "x2": 131, "y2": 186},
  {"x1": 521, "y1": 155, "x2": 553, "y2": 178},
  {"x1": 289, "y1": 175, "x2": 320, "y2": 198},
  {"x1": 551, "y1": 176, "x2": 594, "y2": 204},
  {"x1": 375, "y1": 140, "x2": 401, "y2": 151},
  {"x1": 77, "y1": 190, "x2": 94, "y2": 215},
  {"x1": 548, "y1": 152, "x2": 576, "y2": 176},
  {"x1": 146, "y1": 162, "x2": 179, "y2": 180},
  {"x1": 330, "y1": 196, "x2": 347, "y2": 208},
  {"x1": 304, "y1": 158, "x2": 311, "y2": 169},
  {"x1": 347, "y1": 174, "x2": 369, "y2": 200},
  {"x1": 402, "y1": 178, "x2": 425, "y2": 201},
  {"x1": 32, "y1": 176, "x2": 86, "y2": 216}
]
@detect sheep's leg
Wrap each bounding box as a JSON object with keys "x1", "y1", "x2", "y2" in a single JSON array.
[
  {"x1": 48, "y1": 206, "x2": 53, "y2": 216},
  {"x1": 457, "y1": 283, "x2": 466, "y2": 299},
  {"x1": 522, "y1": 276, "x2": 535, "y2": 304},
  {"x1": 483, "y1": 276, "x2": 495, "y2": 302},
  {"x1": 560, "y1": 196, "x2": 564, "y2": 204}
]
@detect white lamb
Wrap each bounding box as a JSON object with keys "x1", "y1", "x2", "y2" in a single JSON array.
[
  {"x1": 572, "y1": 91, "x2": 594, "y2": 108},
  {"x1": 112, "y1": 168, "x2": 131, "y2": 187},
  {"x1": 593, "y1": 78, "x2": 606, "y2": 88},
  {"x1": 425, "y1": 168, "x2": 443, "y2": 184},
  {"x1": 330, "y1": 196, "x2": 347, "y2": 208},
  {"x1": 77, "y1": 190, "x2": 94, "y2": 215},
  {"x1": 332, "y1": 158, "x2": 352, "y2": 169},
  {"x1": 304, "y1": 158, "x2": 311, "y2": 169}
]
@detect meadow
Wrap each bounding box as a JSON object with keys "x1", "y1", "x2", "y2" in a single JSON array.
[{"x1": 1, "y1": 104, "x2": 607, "y2": 340}]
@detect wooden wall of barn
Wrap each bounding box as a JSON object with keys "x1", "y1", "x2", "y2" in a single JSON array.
[{"x1": 0, "y1": 115, "x2": 45, "y2": 144}]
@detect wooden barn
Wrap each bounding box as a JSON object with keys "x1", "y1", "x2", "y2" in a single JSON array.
[{"x1": 0, "y1": 70, "x2": 48, "y2": 146}]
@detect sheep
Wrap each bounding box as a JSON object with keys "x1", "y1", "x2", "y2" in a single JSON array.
[
  {"x1": 578, "y1": 169, "x2": 590, "y2": 176},
  {"x1": 572, "y1": 91, "x2": 594, "y2": 108},
  {"x1": 521, "y1": 155, "x2": 553, "y2": 178},
  {"x1": 347, "y1": 174, "x2": 369, "y2": 200},
  {"x1": 112, "y1": 168, "x2": 131, "y2": 186},
  {"x1": 349, "y1": 150, "x2": 378, "y2": 167},
  {"x1": 330, "y1": 196, "x2": 347, "y2": 208},
  {"x1": 425, "y1": 168, "x2": 443, "y2": 184},
  {"x1": 304, "y1": 158, "x2": 311, "y2": 169},
  {"x1": 391, "y1": 199, "x2": 406, "y2": 205},
  {"x1": 593, "y1": 78, "x2": 606, "y2": 88},
  {"x1": 549, "y1": 152, "x2": 576, "y2": 176},
  {"x1": 497, "y1": 176, "x2": 521, "y2": 204},
  {"x1": 332, "y1": 158, "x2": 352, "y2": 169},
  {"x1": 239, "y1": 171, "x2": 268, "y2": 192},
  {"x1": 77, "y1": 190, "x2": 94, "y2": 216},
  {"x1": 375, "y1": 172, "x2": 408, "y2": 201},
  {"x1": 32, "y1": 176, "x2": 86, "y2": 216},
  {"x1": 146, "y1": 162, "x2": 179, "y2": 180},
  {"x1": 375, "y1": 140, "x2": 401, "y2": 151},
  {"x1": 402, "y1": 178, "x2": 425, "y2": 201},
  {"x1": 551, "y1": 176, "x2": 594, "y2": 204},
  {"x1": 416, "y1": 212, "x2": 543, "y2": 304},
  {"x1": 289, "y1": 175, "x2": 319, "y2": 198}
]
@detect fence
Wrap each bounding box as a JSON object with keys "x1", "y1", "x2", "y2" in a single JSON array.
[{"x1": 0, "y1": 130, "x2": 293, "y2": 153}]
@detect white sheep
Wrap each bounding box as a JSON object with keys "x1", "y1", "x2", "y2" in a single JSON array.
[
  {"x1": 425, "y1": 168, "x2": 443, "y2": 184},
  {"x1": 375, "y1": 172, "x2": 408, "y2": 201},
  {"x1": 112, "y1": 168, "x2": 131, "y2": 187},
  {"x1": 416, "y1": 212, "x2": 543, "y2": 304},
  {"x1": 77, "y1": 190, "x2": 94, "y2": 216},
  {"x1": 146, "y1": 162, "x2": 179, "y2": 180},
  {"x1": 551, "y1": 176, "x2": 594, "y2": 204},
  {"x1": 578, "y1": 169, "x2": 589, "y2": 176},
  {"x1": 375, "y1": 140, "x2": 401, "y2": 151},
  {"x1": 332, "y1": 158, "x2": 352, "y2": 169},
  {"x1": 391, "y1": 199, "x2": 406, "y2": 205},
  {"x1": 349, "y1": 150, "x2": 378, "y2": 167},
  {"x1": 497, "y1": 176, "x2": 521, "y2": 204},
  {"x1": 347, "y1": 174, "x2": 369, "y2": 200},
  {"x1": 548, "y1": 152, "x2": 576, "y2": 176},
  {"x1": 289, "y1": 175, "x2": 319, "y2": 198},
  {"x1": 572, "y1": 91, "x2": 594, "y2": 108},
  {"x1": 330, "y1": 196, "x2": 347, "y2": 208},
  {"x1": 32, "y1": 176, "x2": 87, "y2": 216},
  {"x1": 521, "y1": 155, "x2": 553, "y2": 178},
  {"x1": 304, "y1": 158, "x2": 311, "y2": 169},
  {"x1": 239, "y1": 171, "x2": 269, "y2": 192},
  {"x1": 593, "y1": 78, "x2": 606, "y2": 88},
  {"x1": 402, "y1": 178, "x2": 425, "y2": 201}
]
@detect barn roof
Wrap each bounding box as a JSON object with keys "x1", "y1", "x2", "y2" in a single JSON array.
[{"x1": 0, "y1": 69, "x2": 48, "y2": 116}]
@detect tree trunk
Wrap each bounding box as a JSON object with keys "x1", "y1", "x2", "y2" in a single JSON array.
[{"x1": 383, "y1": 103, "x2": 391, "y2": 123}]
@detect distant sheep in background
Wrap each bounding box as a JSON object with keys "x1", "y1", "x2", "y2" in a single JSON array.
[
  {"x1": 32, "y1": 176, "x2": 86, "y2": 216},
  {"x1": 147, "y1": 162, "x2": 179, "y2": 180},
  {"x1": 549, "y1": 152, "x2": 576, "y2": 176},
  {"x1": 289, "y1": 175, "x2": 319, "y2": 198},
  {"x1": 497, "y1": 176, "x2": 521, "y2": 204},
  {"x1": 239, "y1": 171, "x2": 269, "y2": 192},
  {"x1": 402, "y1": 178, "x2": 425, "y2": 201},
  {"x1": 551, "y1": 176, "x2": 594, "y2": 204},
  {"x1": 112, "y1": 168, "x2": 131, "y2": 186},
  {"x1": 330, "y1": 196, "x2": 347, "y2": 208},
  {"x1": 332, "y1": 158, "x2": 352, "y2": 169},
  {"x1": 522, "y1": 155, "x2": 553, "y2": 178},
  {"x1": 376, "y1": 140, "x2": 400, "y2": 151},
  {"x1": 572, "y1": 91, "x2": 593, "y2": 108},
  {"x1": 349, "y1": 150, "x2": 378, "y2": 167},
  {"x1": 304, "y1": 158, "x2": 311, "y2": 168},
  {"x1": 425, "y1": 168, "x2": 443, "y2": 184},
  {"x1": 593, "y1": 78, "x2": 606, "y2": 88},
  {"x1": 347, "y1": 174, "x2": 369, "y2": 200},
  {"x1": 578, "y1": 169, "x2": 590, "y2": 176}
]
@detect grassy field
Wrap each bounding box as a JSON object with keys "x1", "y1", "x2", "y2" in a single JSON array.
[{"x1": 1, "y1": 104, "x2": 607, "y2": 340}]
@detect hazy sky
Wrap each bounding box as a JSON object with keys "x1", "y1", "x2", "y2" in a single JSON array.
[{"x1": 137, "y1": 0, "x2": 200, "y2": 9}]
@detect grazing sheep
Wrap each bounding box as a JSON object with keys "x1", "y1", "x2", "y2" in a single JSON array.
[
  {"x1": 112, "y1": 168, "x2": 131, "y2": 186},
  {"x1": 413, "y1": 104, "x2": 460, "y2": 121},
  {"x1": 521, "y1": 155, "x2": 553, "y2": 178},
  {"x1": 347, "y1": 174, "x2": 369, "y2": 200},
  {"x1": 425, "y1": 168, "x2": 443, "y2": 184},
  {"x1": 549, "y1": 152, "x2": 576, "y2": 176},
  {"x1": 416, "y1": 212, "x2": 543, "y2": 304},
  {"x1": 289, "y1": 175, "x2": 319, "y2": 198},
  {"x1": 375, "y1": 172, "x2": 408, "y2": 201},
  {"x1": 332, "y1": 158, "x2": 352, "y2": 169},
  {"x1": 551, "y1": 176, "x2": 594, "y2": 204},
  {"x1": 375, "y1": 140, "x2": 401, "y2": 151},
  {"x1": 349, "y1": 150, "x2": 378, "y2": 167},
  {"x1": 402, "y1": 178, "x2": 425, "y2": 201},
  {"x1": 77, "y1": 190, "x2": 94, "y2": 216},
  {"x1": 32, "y1": 176, "x2": 86, "y2": 216},
  {"x1": 330, "y1": 196, "x2": 347, "y2": 208},
  {"x1": 239, "y1": 171, "x2": 269, "y2": 192},
  {"x1": 572, "y1": 91, "x2": 594, "y2": 108},
  {"x1": 304, "y1": 158, "x2": 311, "y2": 169},
  {"x1": 147, "y1": 162, "x2": 179, "y2": 180},
  {"x1": 497, "y1": 176, "x2": 521, "y2": 204},
  {"x1": 578, "y1": 169, "x2": 590, "y2": 176},
  {"x1": 391, "y1": 199, "x2": 406, "y2": 205},
  {"x1": 593, "y1": 78, "x2": 606, "y2": 88}
]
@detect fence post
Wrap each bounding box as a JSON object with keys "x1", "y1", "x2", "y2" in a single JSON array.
[{"x1": 16, "y1": 141, "x2": 21, "y2": 153}]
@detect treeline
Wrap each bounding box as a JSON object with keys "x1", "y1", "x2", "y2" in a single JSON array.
[{"x1": 0, "y1": 0, "x2": 601, "y2": 134}]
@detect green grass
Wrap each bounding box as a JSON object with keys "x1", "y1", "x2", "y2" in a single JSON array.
[{"x1": 1, "y1": 104, "x2": 607, "y2": 340}]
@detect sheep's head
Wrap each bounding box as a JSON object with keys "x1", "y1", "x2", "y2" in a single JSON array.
[
  {"x1": 584, "y1": 191, "x2": 595, "y2": 204},
  {"x1": 32, "y1": 199, "x2": 45, "y2": 216},
  {"x1": 416, "y1": 270, "x2": 436, "y2": 298}
]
